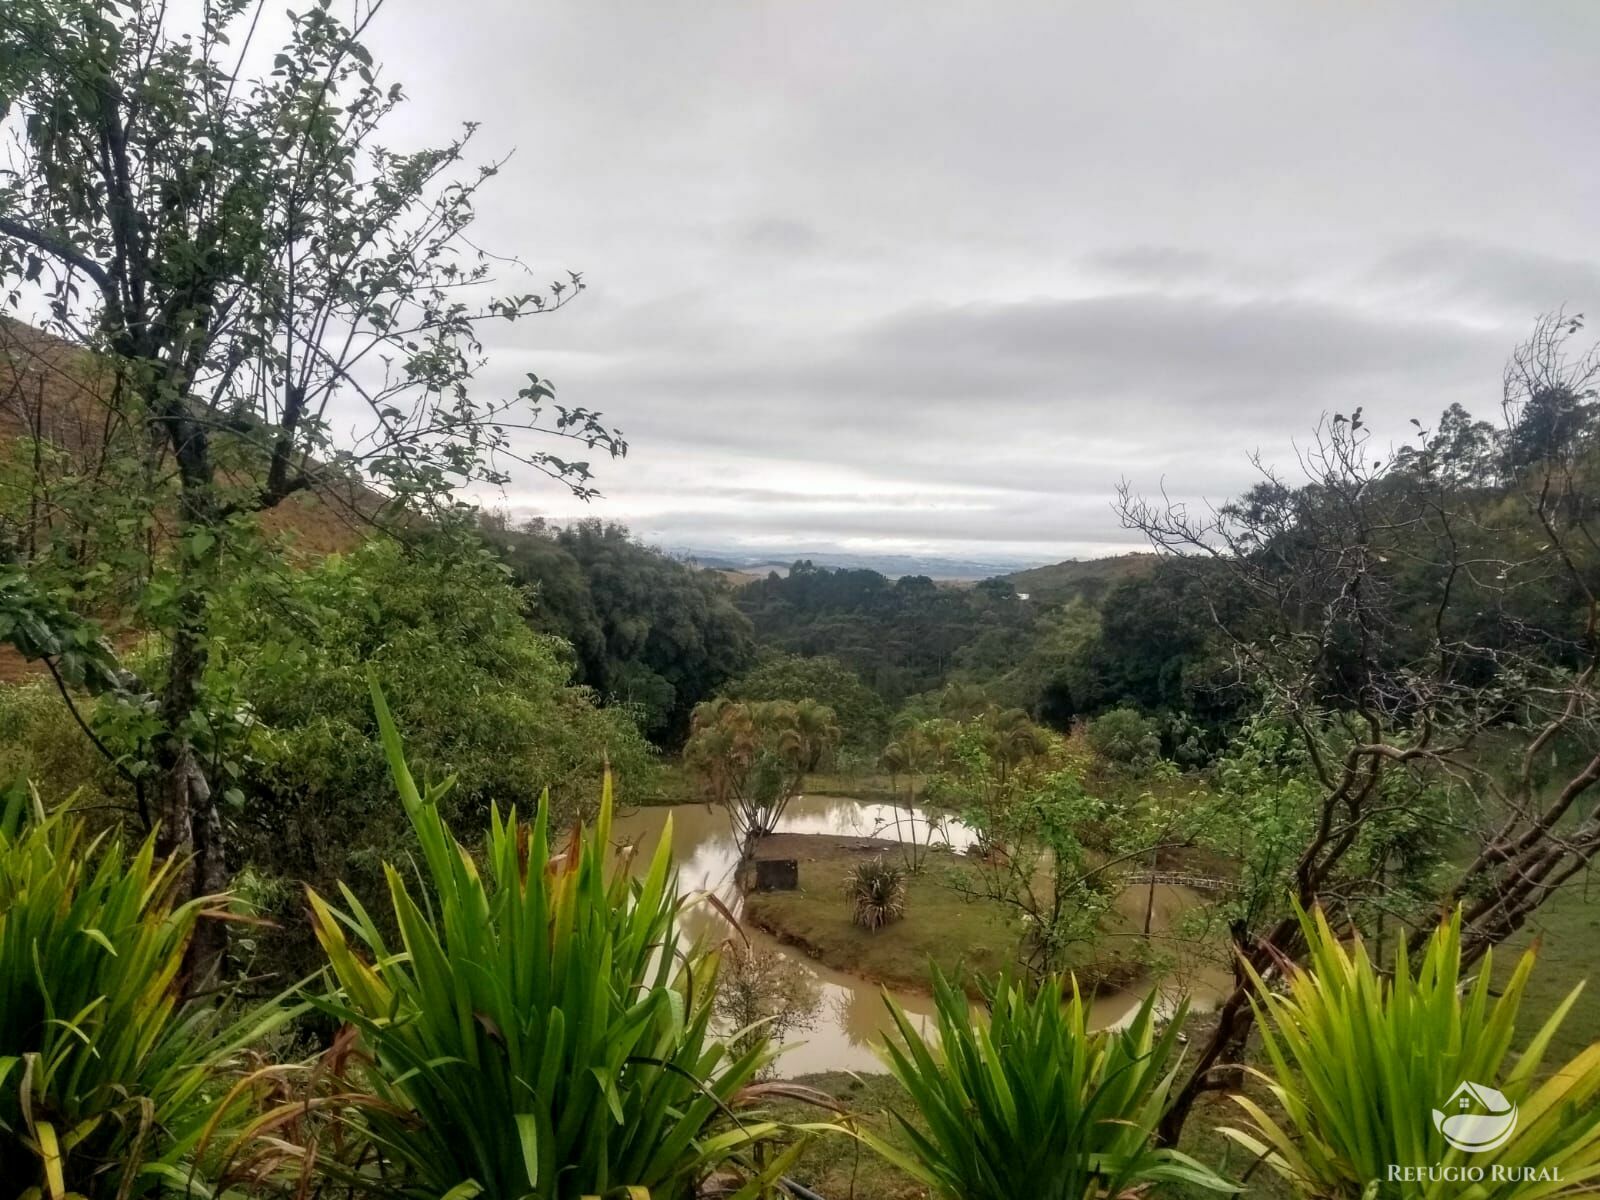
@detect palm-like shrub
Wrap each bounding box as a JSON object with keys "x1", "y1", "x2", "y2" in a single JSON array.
[
  {"x1": 845, "y1": 856, "x2": 906, "y2": 930},
  {"x1": 0, "y1": 787, "x2": 288, "y2": 1198},
  {"x1": 1220, "y1": 906, "x2": 1600, "y2": 1198},
  {"x1": 865, "y1": 970, "x2": 1232, "y2": 1199},
  {"x1": 306, "y1": 682, "x2": 787, "y2": 1199},
  {"x1": 684, "y1": 698, "x2": 839, "y2": 838}
]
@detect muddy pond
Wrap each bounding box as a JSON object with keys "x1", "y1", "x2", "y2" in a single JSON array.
[{"x1": 611, "y1": 795, "x2": 1233, "y2": 1076}]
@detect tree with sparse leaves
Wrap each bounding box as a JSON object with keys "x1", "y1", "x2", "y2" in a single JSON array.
[
  {"x1": 0, "y1": 0, "x2": 623, "y2": 981},
  {"x1": 1119, "y1": 313, "x2": 1600, "y2": 1143}
]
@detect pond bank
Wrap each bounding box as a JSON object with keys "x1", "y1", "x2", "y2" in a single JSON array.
[
  {"x1": 610, "y1": 793, "x2": 1234, "y2": 1075},
  {"x1": 743, "y1": 832, "x2": 1147, "y2": 997}
]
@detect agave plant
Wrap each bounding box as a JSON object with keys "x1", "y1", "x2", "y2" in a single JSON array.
[
  {"x1": 302, "y1": 680, "x2": 790, "y2": 1199},
  {"x1": 0, "y1": 786, "x2": 290, "y2": 1199},
  {"x1": 864, "y1": 970, "x2": 1234, "y2": 1200},
  {"x1": 1219, "y1": 905, "x2": 1600, "y2": 1198},
  {"x1": 845, "y1": 856, "x2": 907, "y2": 931}
]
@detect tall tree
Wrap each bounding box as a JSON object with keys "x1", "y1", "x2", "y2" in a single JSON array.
[
  {"x1": 491, "y1": 519, "x2": 753, "y2": 742},
  {"x1": 1118, "y1": 314, "x2": 1600, "y2": 1141},
  {"x1": 0, "y1": 0, "x2": 622, "y2": 979}
]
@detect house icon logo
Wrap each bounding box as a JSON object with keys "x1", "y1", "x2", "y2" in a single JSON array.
[{"x1": 1432, "y1": 1080, "x2": 1518, "y2": 1152}]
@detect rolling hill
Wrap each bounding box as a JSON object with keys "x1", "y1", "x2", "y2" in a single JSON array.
[{"x1": 1002, "y1": 552, "x2": 1158, "y2": 604}]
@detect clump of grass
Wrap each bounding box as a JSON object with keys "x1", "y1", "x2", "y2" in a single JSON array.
[
  {"x1": 1220, "y1": 904, "x2": 1600, "y2": 1198},
  {"x1": 846, "y1": 856, "x2": 907, "y2": 930},
  {"x1": 865, "y1": 971, "x2": 1232, "y2": 1200},
  {"x1": 302, "y1": 679, "x2": 794, "y2": 1199},
  {"x1": 0, "y1": 784, "x2": 293, "y2": 1199}
]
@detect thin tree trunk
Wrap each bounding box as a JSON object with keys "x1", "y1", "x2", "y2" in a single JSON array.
[
  {"x1": 154, "y1": 604, "x2": 229, "y2": 991},
  {"x1": 152, "y1": 431, "x2": 229, "y2": 991},
  {"x1": 1158, "y1": 979, "x2": 1253, "y2": 1145}
]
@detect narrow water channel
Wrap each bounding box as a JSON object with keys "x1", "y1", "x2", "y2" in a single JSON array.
[{"x1": 610, "y1": 795, "x2": 1233, "y2": 1076}]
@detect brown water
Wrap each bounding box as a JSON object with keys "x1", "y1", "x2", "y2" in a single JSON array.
[{"x1": 611, "y1": 794, "x2": 1233, "y2": 1077}]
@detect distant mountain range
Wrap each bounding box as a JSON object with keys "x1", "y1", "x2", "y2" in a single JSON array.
[
  {"x1": 675, "y1": 547, "x2": 1039, "y2": 581},
  {"x1": 673, "y1": 545, "x2": 1160, "y2": 592}
]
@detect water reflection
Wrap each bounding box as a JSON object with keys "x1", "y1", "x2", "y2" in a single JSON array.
[{"x1": 611, "y1": 793, "x2": 1230, "y2": 1076}]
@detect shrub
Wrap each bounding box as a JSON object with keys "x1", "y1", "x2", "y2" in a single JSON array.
[
  {"x1": 1084, "y1": 706, "x2": 1161, "y2": 770},
  {"x1": 845, "y1": 856, "x2": 907, "y2": 931},
  {"x1": 209, "y1": 536, "x2": 657, "y2": 978},
  {"x1": 864, "y1": 970, "x2": 1232, "y2": 1200},
  {"x1": 712, "y1": 943, "x2": 823, "y2": 1075},
  {"x1": 304, "y1": 680, "x2": 789, "y2": 1199},
  {"x1": 0, "y1": 787, "x2": 290, "y2": 1198},
  {"x1": 1220, "y1": 905, "x2": 1600, "y2": 1198},
  {"x1": 0, "y1": 679, "x2": 126, "y2": 807}
]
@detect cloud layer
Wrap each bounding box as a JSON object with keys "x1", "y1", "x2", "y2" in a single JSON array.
[{"x1": 367, "y1": 0, "x2": 1600, "y2": 560}]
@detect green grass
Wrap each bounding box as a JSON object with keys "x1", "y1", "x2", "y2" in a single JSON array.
[
  {"x1": 744, "y1": 834, "x2": 1143, "y2": 995},
  {"x1": 804, "y1": 771, "x2": 905, "y2": 804},
  {"x1": 745, "y1": 836, "x2": 1022, "y2": 990},
  {"x1": 763, "y1": 1072, "x2": 929, "y2": 1200},
  {"x1": 641, "y1": 765, "x2": 906, "y2": 807},
  {"x1": 1493, "y1": 872, "x2": 1600, "y2": 1064}
]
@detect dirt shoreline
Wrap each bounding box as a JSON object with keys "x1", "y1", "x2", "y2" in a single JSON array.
[{"x1": 742, "y1": 830, "x2": 1148, "y2": 998}]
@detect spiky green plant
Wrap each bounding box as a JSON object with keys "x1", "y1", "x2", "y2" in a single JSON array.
[
  {"x1": 845, "y1": 857, "x2": 906, "y2": 931},
  {"x1": 0, "y1": 787, "x2": 290, "y2": 1199},
  {"x1": 864, "y1": 970, "x2": 1234, "y2": 1199},
  {"x1": 1219, "y1": 905, "x2": 1600, "y2": 1198},
  {"x1": 304, "y1": 680, "x2": 789, "y2": 1200}
]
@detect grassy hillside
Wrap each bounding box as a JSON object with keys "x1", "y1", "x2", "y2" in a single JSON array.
[
  {"x1": 0, "y1": 319, "x2": 380, "y2": 682},
  {"x1": 1003, "y1": 552, "x2": 1158, "y2": 604}
]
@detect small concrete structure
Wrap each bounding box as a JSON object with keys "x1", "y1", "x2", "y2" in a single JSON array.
[{"x1": 754, "y1": 858, "x2": 799, "y2": 891}]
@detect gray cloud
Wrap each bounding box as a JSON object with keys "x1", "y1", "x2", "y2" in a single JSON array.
[
  {"x1": 363, "y1": 0, "x2": 1600, "y2": 561},
  {"x1": 1368, "y1": 238, "x2": 1600, "y2": 321}
]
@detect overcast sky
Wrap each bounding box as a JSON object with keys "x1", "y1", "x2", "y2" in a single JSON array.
[{"x1": 367, "y1": 1, "x2": 1600, "y2": 565}]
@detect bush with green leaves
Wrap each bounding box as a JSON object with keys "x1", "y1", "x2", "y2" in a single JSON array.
[
  {"x1": 0, "y1": 680, "x2": 120, "y2": 804},
  {"x1": 723, "y1": 653, "x2": 888, "y2": 751},
  {"x1": 1220, "y1": 905, "x2": 1600, "y2": 1198},
  {"x1": 0, "y1": 786, "x2": 290, "y2": 1198},
  {"x1": 1084, "y1": 706, "x2": 1162, "y2": 771},
  {"x1": 845, "y1": 856, "x2": 907, "y2": 931},
  {"x1": 864, "y1": 970, "x2": 1233, "y2": 1200},
  {"x1": 205, "y1": 536, "x2": 655, "y2": 975},
  {"x1": 491, "y1": 518, "x2": 755, "y2": 743},
  {"x1": 304, "y1": 682, "x2": 791, "y2": 1199}
]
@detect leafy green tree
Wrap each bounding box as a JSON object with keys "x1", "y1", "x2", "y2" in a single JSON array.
[
  {"x1": 683, "y1": 697, "x2": 838, "y2": 839},
  {"x1": 1085, "y1": 706, "x2": 1162, "y2": 772},
  {"x1": 1117, "y1": 316, "x2": 1600, "y2": 1141},
  {"x1": 736, "y1": 561, "x2": 1032, "y2": 703},
  {"x1": 939, "y1": 739, "x2": 1114, "y2": 980},
  {"x1": 1082, "y1": 560, "x2": 1244, "y2": 725},
  {"x1": 724, "y1": 652, "x2": 887, "y2": 751},
  {"x1": 0, "y1": 0, "x2": 622, "y2": 976},
  {"x1": 494, "y1": 520, "x2": 753, "y2": 742},
  {"x1": 208, "y1": 535, "x2": 653, "y2": 978},
  {"x1": 975, "y1": 597, "x2": 1101, "y2": 726}
]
